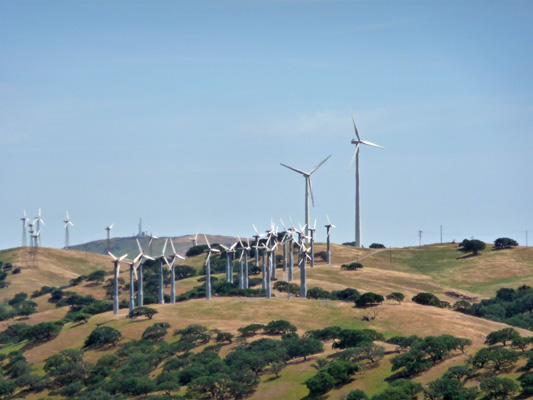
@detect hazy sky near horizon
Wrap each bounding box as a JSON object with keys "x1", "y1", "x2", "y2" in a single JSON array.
[{"x1": 1, "y1": 1, "x2": 532, "y2": 251}]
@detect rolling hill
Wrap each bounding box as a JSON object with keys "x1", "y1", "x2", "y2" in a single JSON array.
[
  {"x1": 69, "y1": 234, "x2": 241, "y2": 258},
  {"x1": 0, "y1": 242, "x2": 532, "y2": 399}
]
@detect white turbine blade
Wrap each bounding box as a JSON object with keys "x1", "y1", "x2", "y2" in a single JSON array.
[
  {"x1": 361, "y1": 140, "x2": 384, "y2": 149},
  {"x1": 163, "y1": 256, "x2": 170, "y2": 267},
  {"x1": 280, "y1": 219, "x2": 287, "y2": 230},
  {"x1": 134, "y1": 253, "x2": 143, "y2": 263},
  {"x1": 238, "y1": 236, "x2": 243, "y2": 248},
  {"x1": 327, "y1": 214, "x2": 331, "y2": 225},
  {"x1": 133, "y1": 266, "x2": 138, "y2": 281},
  {"x1": 108, "y1": 251, "x2": 118, "y2": 260},
  {"x1": 162, "y1": 238, "x2": 168, "y2": 255},
  {"x1": 40, "y1": 218, "x2": 45, "y2": 226},
  {"x1": 176, "y1": 254, "x2": 185, "y2": 260},
  {"x1": 119, "y1": 253, "x2": 128, "y2": 262},
  {"x1": 314, "y1": 219, "x2": 317, "y2": 229},
  {"x1": 309, "y1": 154, "x2": 331, "y2": 175},
  {"x1": 220, "y1": 244, "x2": 229, "y2": 251},
  {"x1": 170, "y1": 239, "x2": 177, "y2": 255},
  {"x1": 69, "y1": 221, "x2": 74, "y2": 226},
  {"x1": 350, "y1": 109, "x2": 361, "y2": 141},
  {"x1": 211, "y1": 248, "x2": 220, "y2": 253},
  {"x1": 230, "y1": 242, "x2": 238, "y2": 251},
  {"x1": 205, "y1": 252, "x2": 211, "y2": 265},
  {"x1": 204, "y1": 234, "x2": 211, "y2": 248},
  {"x1": 253, "y1": 224, "x2": 259, "y2": 235},
  {"x1": 308, "y1": 177, "x2": 315, "y2": 207},
  {"x1": 115, "y1": 264, "x2": 120, "y2": 278},
  {"x1": 348, "y1": 144, "x2": 360, "y2": 169},
  {"x1": 66, "y1": 211, "x2": 70, "y2": 220},
  {"x1": 144, "y1": 255, "x2": 155, "y2": 261},
  {"x1": 24, "y1": 209, "x2": 27, "y2": 218},
  {"x1": 136, "y1": 238, "x2": 143, "y2": 253},
  {"x1": 110, "y1": 223, "x2": 115, "y2": 229},
  {"x1": 194, "y1": 232, "x2": 198, "y2": 241},
  {"x1": 280, "y1": 163, "x2": 307, "y2": 176}
]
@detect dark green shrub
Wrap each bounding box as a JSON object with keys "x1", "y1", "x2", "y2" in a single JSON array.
[{"x1": 341, "y1": 262, "x2": 363, "y2": 270}]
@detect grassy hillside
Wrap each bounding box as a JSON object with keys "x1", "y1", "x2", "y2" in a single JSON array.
[{"x1": 0, "y1": 242, "x2": 532, "y2": 399}]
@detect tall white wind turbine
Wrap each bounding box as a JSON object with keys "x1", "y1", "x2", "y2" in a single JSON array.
[
  {"x1": 348, "y1": 111, "x2": 384, "y2": 247},
  {"x1": 280, "y1": 155, "x2": 331, "y2": 239},
  {"x1": 64, "y1": 212, "x2": 74, "y2": 249}
]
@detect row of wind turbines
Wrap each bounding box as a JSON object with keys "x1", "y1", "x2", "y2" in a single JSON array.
[{"x1": 108, "y1": 216, "x2": 336, "y2": 314}]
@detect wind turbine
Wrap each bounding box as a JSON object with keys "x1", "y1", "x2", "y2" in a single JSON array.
[
  {"x1": 280, "y1": 155, "x2": 331, "y2": 240},
  {"x1": 190, "y1": 233, "x2": 199, "y2": 247},
  {"x1": 108, "y1": 251, "x2": 128, "y2": 314},
  {"x1": 20, "y1": 210, "x2": 29, "y2": 247},
  {"x1": 135, "y1": 238, "x2": 154, "y2": 307},
  {"x1": 349, "y1": 111, "x2": 384, "y2": 247},
  {"x1": 325, "y1": 214, "x2": 336, "y2": 264},
  {"x1": 34, "y1": 209, "x2": 44, "y2": 246},
  {"x1": 148, "y1": 231, "x2": 159, "y2": 257},
  {"x1": 220, "y1": 241, "x2": 237, "y2": 283},
  {"x1": 105, "y1": 223, "x2": 114, "y2": 253},
  {"x1": 157, "y1": 239, "x2": 169, "y2": 304},
  {"x1": 64, "y1": 212, "x2": 74, "y2": 249},
  {"x1": 308, "y1": 220, "x2": 317, "y2": 268},
  {"x1": 238, "y1": 236, "x2": 251, "y2": 289},
  {"x1": 122, "y1": 252, "x2": 143, "y2": 313},
  {"x1": 203, "y1": 234, "x2": 220, "y2": 300},
  {"x1": 295, "y1": 236, "x2": 312, "y2": 298},
  {"x1": 252, "y1": 224, "x2": 266, "y2": 286},
  {"x1": 168, "y1": 239, "x2": 185, "y2": 303}
]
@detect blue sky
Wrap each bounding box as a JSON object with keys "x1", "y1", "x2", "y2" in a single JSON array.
[{"x1": 1, "y1": 1, "x2": 532, "y2": 250}]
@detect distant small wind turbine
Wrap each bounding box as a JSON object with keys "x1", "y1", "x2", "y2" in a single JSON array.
[
  {"x1": 348, "y1": 110, "x2": 384, "y2": 247},
  {"x1": 280, "y1": 155, "x2": 331, "y2": 240},
  {"x1": 64, "y1": 212, "x2": 74, "y2": 249},
  {"x1": 105, "y1": 223, "x2": 115, "y2": 252},
  {"x1": 20, "y1": 210, "x2": 29, "y2": 248},
  {"x1": 325, "y1": 214, "x2": 336, "y2": 264},
  {"x1": 123, "y1": 252, "x2": 143, "y2": 313}
]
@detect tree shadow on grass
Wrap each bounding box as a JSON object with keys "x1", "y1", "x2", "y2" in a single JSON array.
[{"x1": 456, "y1": 253, "x2": 481, "y2": 260}]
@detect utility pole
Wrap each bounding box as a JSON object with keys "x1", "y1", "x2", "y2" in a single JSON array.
[
  {"x1": 418, "y1": 231, "x2": 422, "y2": 247},
  {"x1": 527, "y1": 230, "x2": 528, "y2": 247},
  {"x1": 440, "y1": 225, "x2": 443, "y2": 244}
]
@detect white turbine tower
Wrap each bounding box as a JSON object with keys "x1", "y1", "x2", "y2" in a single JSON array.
[
  {"x1": 168, "y1": 239, "x2": 185, "y2": 304},
  {"x1": 325, "y1": 214, "x2": 336, "y2": 264},
  {"x1": 203, "y1": 234, "x2": 220, "y2": 300},
  {"x1": 108, "y1": 251, "x2": 128, "y2": 315},
  {"x1": 105, "y1": 223, "x2": 115, "y2": 252},
  {"x1": 20, "y1": 210, "x2": 29, "y2": 247},
  {"x1": 349, "y1": 111, "x2": 384, "y2": 247},
  {"x1": 34, "y1": 209, "x2": 44, "y2": 247},
  {"x1": 135, "y1": 238, "x2": 155, "y2": 307},
  {"x1": 64, "y1": 212, "x2": 74, "y2": 249},
  {"x1": 280, "y1": 155, "x2": 331, "y2": 240}
]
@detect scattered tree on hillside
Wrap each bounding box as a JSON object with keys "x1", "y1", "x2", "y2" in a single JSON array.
[
  {"x1": 369, "y1": 243, "x2": 386, "y2": 249},
  {"x1": 485, "y1": 328, "x2": 520, "y2": 346},
  {"x1": 355, "y1": 292, "x2": 384, "y2": 307},
  {"x1": 341, "y1": 262, "x2": 363, "y2": 271},
  {"x1": 412, "y1": 292, "x2": 443, "y2": 307},
  {"x1": 84, "y1": 326, "x2": 122, "y2": 348},
  {"x1": 129, "y1": 306, "x2": 158, "y2": 320},
  {"x1": 458, "y1": 239, "x2": 486, "y2": 255},
  {"x1": 493, "y1": 237, "x2": 519, "y2": 250},
  {"x1": 387, "y1": 292, "x2": 405, "y2": 304},
  {"x1": 479, "y1": 376, "x2": 519, "y2": 400}
]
